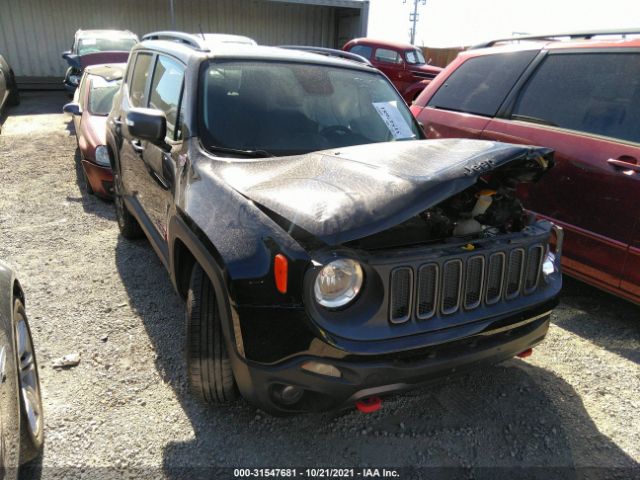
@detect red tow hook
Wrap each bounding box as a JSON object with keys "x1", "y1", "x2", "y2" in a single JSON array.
[
  {"x1": 355, "y1": 396, "x2": 383, "y2": 413},
  {"x1": 517, "y1": 348, "x2": 533, "y2": 358}
]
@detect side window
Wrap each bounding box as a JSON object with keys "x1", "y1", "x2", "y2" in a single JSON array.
[
  {"x1": 129, "y1": 52, "x2": 153, "y2": 108},
  {"x1": 427, "y1": 51, "x2": 538, "y2": 117},
  {"x1": 513, "y1": 53, "x2": 640, "y2": 144},
  {"x1": 349, "y1": 45, "x2": 373, "y2": 60},
  {"x1": 148, "y1": 55, "x2": 185, "y2": 140},
  {"x1": 375, "y1": 48, "x2": 402, "y2": 64}
]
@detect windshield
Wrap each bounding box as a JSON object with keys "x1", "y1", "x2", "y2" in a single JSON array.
[
  {"x1": 405, "y1": 49, "x2": 426, "y2": 65},
  {"x1": 78, "y1": 37, "x2": 136, "y2": 55},
  {"x1": 199, "y1": 61, "x2": 421, "y2": 156},
  {"x1": 88, "y1": 77, "x2": 121, "y2": 115}
]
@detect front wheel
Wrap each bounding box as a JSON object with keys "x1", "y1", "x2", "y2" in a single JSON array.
[
  {"x1": 14, "y1": 299, "x2": 44, "y2": 464},
  {"x1": 186, "y1": 264, "x2": 238, "y2": 403},
  {"x1": 113, "y1": 171, "x2": 143, "y2": 239}
]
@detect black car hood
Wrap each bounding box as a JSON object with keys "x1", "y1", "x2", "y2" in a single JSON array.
[{"x1": 218, "y1": 139, "x2": 553, "y2": 246}]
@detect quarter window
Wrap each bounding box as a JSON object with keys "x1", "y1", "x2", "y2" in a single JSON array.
[
  {"x1": 375, "y1": 48, "x2": 402, "y2": 64},
  {"x1": 149, "y1": 55, "x2": 185, "y2": 140},
  {"x1": 427, "y1": 51, "x2": 537, "y2": 117},
  {"x1": 512, "y1": 53, "x2": 640, "y2": 143},
  {"x1": 129, "y1": 52, "x2": 153, "y2": 108}
]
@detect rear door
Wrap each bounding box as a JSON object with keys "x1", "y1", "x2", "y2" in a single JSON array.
[
  {"x1": 416, "y1": 50, "x2": 538, "y2": 139},
  {"x1": 482, "y1": 50, "x2": 640, "y2": 289}
]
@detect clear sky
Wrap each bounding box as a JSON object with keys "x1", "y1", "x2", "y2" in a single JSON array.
[{"x1": 368, "y1": 0, "x2": 640, "y2": 47}]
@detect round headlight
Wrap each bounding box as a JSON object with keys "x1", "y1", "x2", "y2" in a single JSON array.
[
  {"x1": 313, "y1": 259, "x2": 363, "y2": 309},
  {"x1": 95, "y1": 145, "x2": 111, "y2": 167},
  {"x1": 69, "y1": 75, "x2": 80, "y2": 86},
  {"x1": 542, "y1": 250, "x2": 556, "y2": 278}
]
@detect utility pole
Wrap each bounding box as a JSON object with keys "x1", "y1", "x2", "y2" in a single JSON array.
[
  {"x1": 404, "y1": 0, "x2": 426, "y2": 45},
  {"x1": 169, "y1": 0, "x2": 176, "y2": 30}
]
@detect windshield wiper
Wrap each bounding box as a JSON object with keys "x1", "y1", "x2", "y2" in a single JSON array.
[
  {"x1": 511, "y1": 114, "x2": 558, "y2": 127},
  {"x1": 207, "y1": 145, "x2": 274, "y2": 158}
]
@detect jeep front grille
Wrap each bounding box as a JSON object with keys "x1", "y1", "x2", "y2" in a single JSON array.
[
  {"x1": 416, "y1": 264, "x2": 438, "y2": 319},
  {"x1": 389, "y1": 267, "x2": 413, "y2": 323},
  {"x1": 387, "y1": 244, "x2": 544, "y2": 324},
  {"x1": 485, "y1": 252, "x2": 505, "y2": 305},
  {"x1": 505, "y1": 249, "x2": 525, "y2": 299}
]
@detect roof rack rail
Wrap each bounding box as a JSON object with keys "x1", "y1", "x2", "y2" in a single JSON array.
[
  {"x1": 471, "y1": 28, "x2": 640, "y2": 49},
  {"x1": 142, "y1": 31, "x2": 210, "y2": 51},
  {"x1": 279, "y1": 46, "x2": 372, "y2": 66}
]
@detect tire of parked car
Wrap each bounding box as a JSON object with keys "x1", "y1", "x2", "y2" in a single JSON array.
[
  {"x1": 13, "y1": 299, "x2": 44, "y2": 464},
  {"x1": 186, "y1": 263, "x2": 237, "y2": 403},
  {"x1": 7, "y1": 72, "x2": 20, "y2": 107},
  {"x1": 113, "y1": 171, "x2": 143, "y2": 239}
]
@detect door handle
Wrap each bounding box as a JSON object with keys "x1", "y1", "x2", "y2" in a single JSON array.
[
  {"x1": 607, "y1": 157, "x2": 640, "y2": 173},
  {"x1": 131, "y1": 139, "x2": 144, "y2": 153}
]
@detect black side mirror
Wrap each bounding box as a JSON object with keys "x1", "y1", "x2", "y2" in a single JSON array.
[
  {"x1": 63, "y1": 102, "x2": 82, "y2": 116},
  {"x1": 126, "y1": 108, "x2": 166, "y2": 146},
  {"x1": 62, "y1": 51, "x2": 72, "y2": 60}
]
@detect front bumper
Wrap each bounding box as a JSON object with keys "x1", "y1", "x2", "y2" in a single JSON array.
[
  {"x1": 235, "y1": 301, "x2": 555, "y2": 414},
  {"x1": 82, "y1": 160, "x2": 113, "y2": 199}
]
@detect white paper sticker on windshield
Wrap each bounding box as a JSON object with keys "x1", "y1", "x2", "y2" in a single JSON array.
[{"x1": 373, "y1": 101, "x2": 416, "y2": 140}]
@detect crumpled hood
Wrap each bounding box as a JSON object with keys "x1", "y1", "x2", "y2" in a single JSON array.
[{"x1": 218, "y1": 139, "x2": 553, "y2": 246}]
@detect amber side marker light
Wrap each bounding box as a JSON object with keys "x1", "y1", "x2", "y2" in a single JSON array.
[{"x1": 274, "y1": 254, "x2": 288, "y2": 294}]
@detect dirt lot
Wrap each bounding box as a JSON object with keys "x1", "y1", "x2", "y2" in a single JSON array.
[{"x1": 0, "y1": 92, "x2": 638, "y2": 479}]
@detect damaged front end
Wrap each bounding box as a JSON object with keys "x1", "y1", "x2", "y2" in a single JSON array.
[
  {"x1": 221, "y1": 138, "x2": 562, "y2": 353},
  {"x1": 301, "y1": 144, "x2": 562, "y2": 347},
  {"x1": 214, "y1": 139, "x2": 562, "y2": 412}
]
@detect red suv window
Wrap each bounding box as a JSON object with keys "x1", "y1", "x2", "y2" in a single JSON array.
[
  {"x1": 427, "y1": 51, "x2": 537, "y2": 117},
  {"x1": 512, "y1": 52, "x2": 640, "y2": 144}
]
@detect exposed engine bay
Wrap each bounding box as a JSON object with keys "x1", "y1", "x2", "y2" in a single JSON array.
[{"x1": 348, "y1": 175, "x2": 533, "y2": 251}]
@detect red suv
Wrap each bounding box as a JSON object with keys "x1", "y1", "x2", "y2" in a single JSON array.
[
  {"x1": 343, "y1": 38, "x2": 442, "y2": 103},
  {"x1": 412, "y1": 31, "x2": 640, "y2": 304}
]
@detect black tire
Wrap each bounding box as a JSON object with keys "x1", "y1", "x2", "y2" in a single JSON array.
[
  {"x1": 113, "y1": 170, "x2": 143, "y2": 239},
  {"x1": 13, "y1": 300, "x2": 44, "y2": 465},
  {"x1": 186, "y1": 264, "x2": 238, "y2": 403},
  {"x1": 7, "y1": 73, "x2": 20, "y2": 107}
]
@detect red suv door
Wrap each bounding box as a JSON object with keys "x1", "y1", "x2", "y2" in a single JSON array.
[
  {"x1": 413, "y1": 50, "x2": 538, "y2": 139},
  {"x1": 481, "y1": 51, "x2": 640, "y2": 292}
]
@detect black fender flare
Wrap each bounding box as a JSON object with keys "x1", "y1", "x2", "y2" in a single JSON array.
[{"x1": 167, "y1": 214, "x2": 256, "y2": 401}]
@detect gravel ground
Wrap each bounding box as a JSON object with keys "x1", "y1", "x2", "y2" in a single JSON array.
[{"x1": 0, "y1": 92, "x2": 638, "y2": 479}]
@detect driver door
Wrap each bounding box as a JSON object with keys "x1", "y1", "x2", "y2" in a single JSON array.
[{"x1": 136, "y1": 54, "x2": 186, "y2": 246}]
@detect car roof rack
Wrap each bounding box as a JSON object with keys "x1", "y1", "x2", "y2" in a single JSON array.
[
  {"x1": 471, "y1": 28, "x2": 640, "y2": 49},
  {"x1": 142, "y1": 31, "x2": 210, "y2": 52},
  {"x1": 279, "y1": 46, "x2": 372, "y2": 66}
]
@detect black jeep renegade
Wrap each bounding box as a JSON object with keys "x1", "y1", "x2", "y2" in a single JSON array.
[{"x1": 107, "y1": 31, "x2": 563, "y2": 414}]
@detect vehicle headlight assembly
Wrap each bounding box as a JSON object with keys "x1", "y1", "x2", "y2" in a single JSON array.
[
  {"x1": 94, "y1": 145, "x2": 111, "y2": 167},
  {"x1": 69, "y1": 75, "x2": 80, "y2": 86},
  {"x1": 542, "y1": 250, "x2": 556, "y2": 278},
  {"x1": 313, "y1": 258, "x2": 363, "y2": 309}
]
